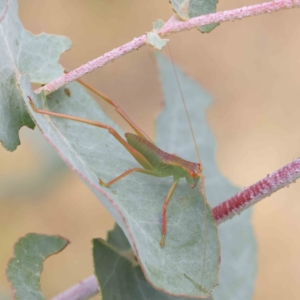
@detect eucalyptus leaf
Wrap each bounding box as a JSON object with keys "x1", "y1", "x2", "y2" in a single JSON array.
[
  {"x1": 93, "y1": 225, "x2": 213, "y2": 300},
  {"x1": 155, "y1": 53, "x2": 256, "y2": 299},
  {"x1": 169, "y1": 0, "x2": 219, "y2": 33},
  {"x1": 20, "y1": 68, "x2": 219, "y2": 297},
  {"x1": 107, "y1": 223, "x2": 131, "y2": 251},
  {"x1": 153, "y1": 19, "x2": 165, "y2": 31},
  {"x1": 6, "y1": 233, "x2": 69, "y2": 300},
  {"x1": 0, "y1": 0, "x2": 7, "y2": 20},
  {"x1": 0, "y1": 0, "x2": 71, "y2": 151}
]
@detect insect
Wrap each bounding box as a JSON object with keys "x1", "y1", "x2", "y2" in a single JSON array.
[{"x1": 28, "y1": 64, "x2": 204, "y2": 248}]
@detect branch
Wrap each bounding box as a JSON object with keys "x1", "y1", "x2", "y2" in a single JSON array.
[
  {"x1": 50, "y1": 275, "x2": 99, "y2": 300},
  {"x1": 38, "y1": 0, "x2": 300, "y2": 95},
  {"x1": 213, "y1": 157, "x2": 300, "y2": 224}
]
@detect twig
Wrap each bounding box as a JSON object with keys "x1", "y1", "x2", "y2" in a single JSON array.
[
  {"x1": 213, "y1": 157, "x2": 300, "y2": 224},
  {"x1": 38, "y1": 0, "x2": 300, "y2": 95},
  {"x1": 50, "y1": 275, "x2": 99, "y2": 300},
  {"x1": 159, "y1": 0, "x2": 300, "y2": 35}
]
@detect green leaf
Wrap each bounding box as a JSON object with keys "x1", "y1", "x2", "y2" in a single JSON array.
[
  {"x1": 170, "y1": 0, "x2": 219, "y2": 33},
  {"x1": 107, "y1": 223, "x2": 131, "y2": 251},
  {"x1": 0, "y1": 0, "x2": 71, "y2": 151},
  {"x1": 93, "y1": 225, "x2": 213, "y2": 300},
  {"x1": 20, "y1": 69, "x2": 219, "y2": 298},
  {"x1": 153, "y1": 19, "x2": 165, "y2": 31},
  {"x1": 6, "y1": 233, "x2": 69, "y2": 300},
  {"x1": 155, "y1": 53, "x2": 256, "y2": 299},
  {"x1": 0, "y1": 0, "x2": 8, "y2": 21}
]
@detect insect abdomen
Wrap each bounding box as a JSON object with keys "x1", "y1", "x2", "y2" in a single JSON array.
[{"x1": 125, "y1": 133, "x2": 196, "y2": 179}]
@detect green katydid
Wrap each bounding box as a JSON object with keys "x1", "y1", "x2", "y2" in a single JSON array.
[{"x1": 28, "y1": 62, "x2": 205, "y2": 248}]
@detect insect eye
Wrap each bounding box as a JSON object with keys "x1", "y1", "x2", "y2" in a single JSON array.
[{"x1": 189, "y1": 170, "x2": 196, "y2": 178}]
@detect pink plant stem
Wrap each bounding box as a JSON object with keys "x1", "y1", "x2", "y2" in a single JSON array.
[
  {"x1": 37, "y1": 36, "x2": 146, "y2": 95},
  {"x1": 50, "y1": 275, "x2": 99, "y2": 300},
  {"x1": 38, "y1": 0, "x2": 300, "y2": 95},
  {"x1": 213, "y1": 158, "x2": 300, "y2": 224},
  {"x1": 159, "y1": 0, "x2": 300, "y2": 35}
]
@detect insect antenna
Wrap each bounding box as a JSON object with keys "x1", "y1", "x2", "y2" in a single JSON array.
[
  {"x1": 167, "y1": 44, "x2": 202, "y2": 166},
  {"x1": 168, "y1": 44, "x2": 208, "y2": 297}
]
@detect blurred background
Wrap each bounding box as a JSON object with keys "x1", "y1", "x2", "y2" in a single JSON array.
[{"x1": 1, "y1": 0, "x2": 300, "y2": 299}]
